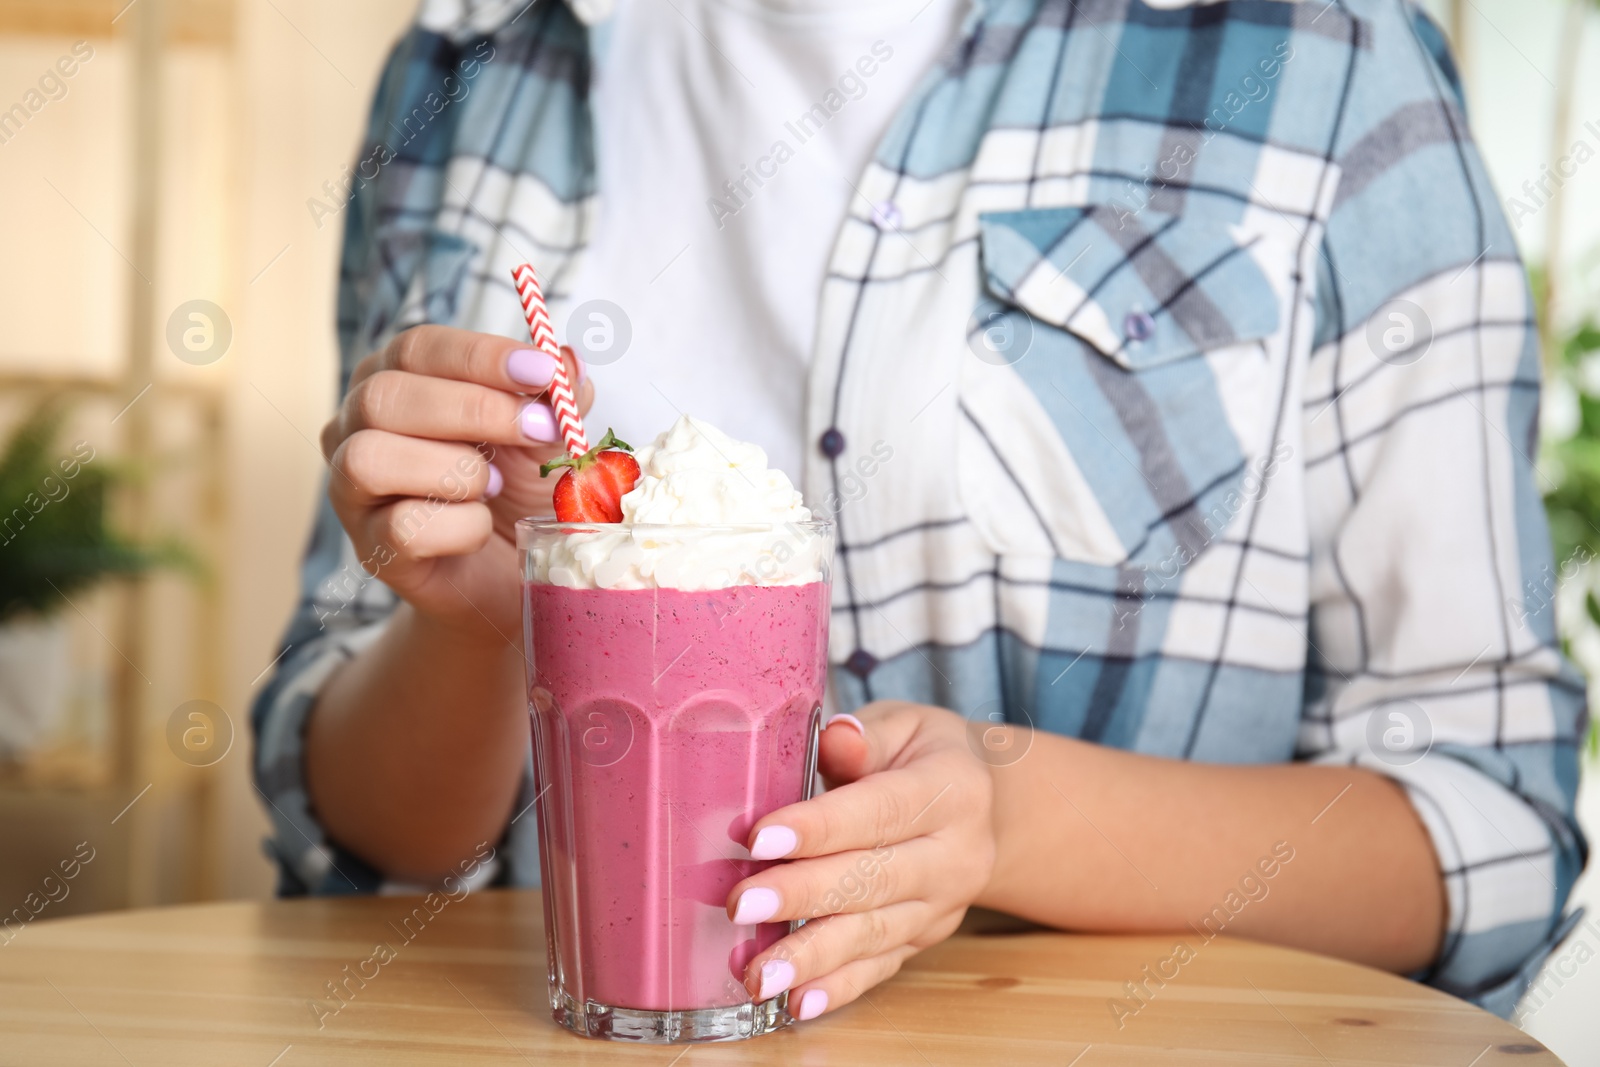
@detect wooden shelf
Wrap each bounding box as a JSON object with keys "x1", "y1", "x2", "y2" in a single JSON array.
[
  {"x1": 0, "y1": 371, "x2": 224, "y2": 402},
  {"x1": 0, "y1": 0, "x2": 233, "y2": 46},
  {"x1": 1, "y1": 0, "x2": 237, "y2": 910},
  {"x1": 0, "y1": 741, "x2": 111, "y2": 792}
]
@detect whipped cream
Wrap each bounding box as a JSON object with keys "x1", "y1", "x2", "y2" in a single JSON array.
[
  {"x1": 528, "y1": 416, "x2": 828, "y2": 591},
  {"x1": 621, "y1": 416, "x2": 811, "y2": 525}
]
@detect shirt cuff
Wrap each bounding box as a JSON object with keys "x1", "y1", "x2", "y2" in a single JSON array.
[{"x1": 253, "y1": 621, "x2": 391, "y2": 896}]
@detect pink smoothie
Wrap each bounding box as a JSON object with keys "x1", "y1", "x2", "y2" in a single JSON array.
[{"x1": 526, "y1": 581, "x2": 829, "y2": 1013}]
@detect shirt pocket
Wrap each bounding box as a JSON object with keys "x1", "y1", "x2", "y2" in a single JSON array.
[{"x1": 959, "y1": 204, "x2": 1282, "y2": 570}]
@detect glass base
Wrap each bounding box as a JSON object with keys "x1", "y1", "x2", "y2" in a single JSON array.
[{"x1": 552, "y1": 989, "x2": 792, "y2": 1043}]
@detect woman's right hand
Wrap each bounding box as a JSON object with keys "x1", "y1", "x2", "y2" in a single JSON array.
[{"x1": 318, "y1": 325, "x2": 592, "y2": 641}]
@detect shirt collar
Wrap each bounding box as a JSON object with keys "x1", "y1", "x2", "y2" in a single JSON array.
[
  {"x1": 417, "y1": 0, "x2": 1025, "y2": 36},
  {"x1": 417, "y1": 0, "x2": 615, "y2": 37}
]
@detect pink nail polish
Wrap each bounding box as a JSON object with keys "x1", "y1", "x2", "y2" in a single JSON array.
[
  {"x1": 758, "y1": 959, "x2": 796, "y2": 1001},
  {"x1": 797, "y1": 989, "x2": 828, "y2": 1021},
  {"x1": 826, "y1": 713, "x2": 866, "y2": 737},
  {"x1": 732, "y1": 887, "x2": 780, "y2": 925},
  {"x1": 520, "y1": 402, "x2": 557, "y2": 442},
  {"x1": 750, "y1": 825, "x2": 797, "y2": 861},
  {"x1": 507, "y1": 349, "x2": 559, "y2": 388},
  {"x1": 484, "y1": 464, "x2": 504, "y2": 500}
]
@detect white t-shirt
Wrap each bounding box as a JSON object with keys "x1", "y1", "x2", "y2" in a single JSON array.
[{"x1": 561, "y1": 0, "x2": 965, "y2": 485}]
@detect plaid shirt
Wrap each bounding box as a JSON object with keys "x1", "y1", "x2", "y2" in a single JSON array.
[{"x1": 253, "y1": 0, "x2": 1588, "y2": 1015}]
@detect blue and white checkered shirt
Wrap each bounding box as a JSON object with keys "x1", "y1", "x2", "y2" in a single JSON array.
[{"x1": 253, "y1": 0, "x2": 1588, "y2": 1015}]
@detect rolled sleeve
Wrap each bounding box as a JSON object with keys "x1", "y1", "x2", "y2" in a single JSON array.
[
  {"x1": 250, "y1": 492, "x2": 401, "y2": 896},
  {"x1": 251, "y1": 18, "x2": 557, "y2": 897},
  {"x1": 1313, "y1": 716, "x2": 1586, "y2": 1008},
  {"x1": 250, "y1": 489, "x2": 545, "y2": 896},
  {"x1": 1388, "y1": 747, "x2": 1583, "y2": 1010},
  {"x1": 1300, "y1": 0, "x2": 1588, "y2": 1012}
]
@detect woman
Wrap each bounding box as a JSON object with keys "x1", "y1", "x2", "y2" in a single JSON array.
[{"x1": 254, "y1": 0, "x2": 1586, "y2": 1020}]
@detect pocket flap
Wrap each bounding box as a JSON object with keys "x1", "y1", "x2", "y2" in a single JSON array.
[{"x1": 978, "y1": 206, "x2": 1280, "y2": 370}]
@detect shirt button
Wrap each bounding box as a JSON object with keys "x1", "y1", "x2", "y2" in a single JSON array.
[
  {"x1": 819, "y1": 428, "x2": 846, "y2": 458},
  {"x1": 870, "y1": 201, "x2": 902, "y2": 231},
  {"x1": 845, "y1": 649, "x2": 879, "y2": 678},
  {"x1": 1123, "y1": 309, "x2": 1156, "y2": 343}
]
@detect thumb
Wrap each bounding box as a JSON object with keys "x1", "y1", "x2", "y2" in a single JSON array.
[
  {"x1": 561, "y1": 345, "x2": 595, "y2": 416},
  {"x1": 817, "y1": 700, "x2": 925, "y2": 785}
]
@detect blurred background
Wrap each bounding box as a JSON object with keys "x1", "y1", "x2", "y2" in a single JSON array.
[{"x1": 0, "y1": 0, "x2": 1595, "y2": 1060}]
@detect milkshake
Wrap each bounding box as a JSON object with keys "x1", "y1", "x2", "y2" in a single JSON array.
[{"x1": 519, "y1": 416, "x2": 833, "y2": 1043}]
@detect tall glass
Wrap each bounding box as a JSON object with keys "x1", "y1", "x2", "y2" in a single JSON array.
[{"x1": 518, "y1": 520, "x2": 834, "y2": 1043}]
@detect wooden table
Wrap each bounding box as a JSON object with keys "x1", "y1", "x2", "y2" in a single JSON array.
[{"x1": 0, "y1": 890, "x2": 1561, "y2": 1066}]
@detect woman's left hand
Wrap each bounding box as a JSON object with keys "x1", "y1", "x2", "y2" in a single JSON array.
[{"x1": 727, "y1": 700, "x2": 996, "y2": 1021}]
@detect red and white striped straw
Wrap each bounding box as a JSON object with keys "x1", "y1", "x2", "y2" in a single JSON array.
[{"x1": 510, "y1": 264, "x2": 589, "y2": 456}]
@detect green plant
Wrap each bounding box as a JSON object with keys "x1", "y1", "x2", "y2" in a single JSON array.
[
  {"x1": 1541, "y1": 317, "x2": 1600, "y2": 567},
  {"x1": 1536, "y1": 261, "x2": 1600, "y2": 760},
  {"x1": 1521, "y1": 0, "x2": 1600, "y2": 762},
  {"x1": 0, "y1": 402, "x2": 190, "y2": 625}
]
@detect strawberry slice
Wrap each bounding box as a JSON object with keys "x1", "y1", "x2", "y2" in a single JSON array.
[{"x1": 541, "y1": 429, "x2": 641, "y2": 523}]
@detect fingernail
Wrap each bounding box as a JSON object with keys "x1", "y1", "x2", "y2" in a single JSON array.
[
  {"x1": 758, "y1": 958, "x2": 796, "y2": 1001},
  {"x1": 751, "y1": 825, "x2": 798, "y2": 861},
  {"x1": 484, "y1": 464, "x2": 504, "y2": 500},
  {"x1": 520, "y1": 402, "x2": 557, "y2": 442},
  {"x1": 826, "y1": 713, "x2": 866, "y2": 737},
  {"x1": 797, "y1": 989, "x2": 828, "y2": 1021},
  {"x1": 507, "y1": 349, "x2": 559, "y2": 388},
  {"x1": 732, "y1": 886, "x2": 781, "y2": 925}
]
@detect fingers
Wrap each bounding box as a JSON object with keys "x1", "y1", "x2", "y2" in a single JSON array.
[
  {"x1": 816, "y1": 714, "x2": 871, "y2": 783},
  {"x1": 368, "y1": 326, "x2": 563, "y2": 395},
  {"x1": 572, "y1": 354, "x2": 595, "y2": 415},
  {"x1": 730, "y1": 840, "x2": 927, "y2": 924},
  {"x1": 788, "y1": 946, "x2": 920, "y2": 1020},
  {"x1": 739, "y1": 904, "x2": 928, "y2": 1000},
  {"x1": 748, "y1": 749, "x2": 968, "y2": 862},
  {"x1": 332, "y1": 370, "x2": 564, "y2": 451},
  {"x1": 731, "y1": 705, "x2": 990, "y2": 1025},
  {"x1": 349, "y1": 328, "x2": 592, "y2": 406},
  {"x1": 329, "y1": 431, "x2": 496, "y2": 509},
  {"x1": 364, "y1": 499, "x2": 494, "y2": 563},
  {"x1": 327, "y1": 331, "x2": 596, "y2": 460},
  {"x1": 817, "y1": 701, "x2": 936, "y2": 785},
  {"x1": 310, "y1": 328, "x2": 595, "y2": 635}
]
